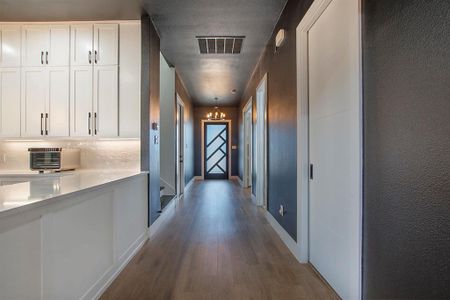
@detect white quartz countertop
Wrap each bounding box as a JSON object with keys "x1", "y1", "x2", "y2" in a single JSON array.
[{"x1": 0, "y1": 170, "x2": 148, "y2": 219}]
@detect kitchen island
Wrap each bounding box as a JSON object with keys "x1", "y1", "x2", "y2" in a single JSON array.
[{"x1": 0, "y1": 170, "x2": 148, "y2": 300}]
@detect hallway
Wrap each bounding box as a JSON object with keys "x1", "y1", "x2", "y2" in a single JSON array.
[{"x1": 101, "y1": 180, "x2": 338, "y2": 300}]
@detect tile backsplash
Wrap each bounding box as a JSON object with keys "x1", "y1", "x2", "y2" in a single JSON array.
[{"x1": 0, "y1": 140, "x2": 140, "y2": 171}]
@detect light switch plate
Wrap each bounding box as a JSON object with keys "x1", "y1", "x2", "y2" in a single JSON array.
[{"x1": 279, "y1": 205, "x2": 285, "y2": 216}]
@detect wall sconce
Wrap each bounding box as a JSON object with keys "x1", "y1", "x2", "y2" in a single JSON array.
[{"x1": 275, "y1": 29, "x2": 286, "y2": 52}]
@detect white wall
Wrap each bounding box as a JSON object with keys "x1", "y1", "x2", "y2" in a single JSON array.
[{"x1": 159, "y1": 53, "x2": 176, "y2": 194}]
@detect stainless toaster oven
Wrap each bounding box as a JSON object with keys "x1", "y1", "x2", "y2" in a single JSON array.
[{"x1": 28, "y1": 148, "x2": 80, "y2": 172}]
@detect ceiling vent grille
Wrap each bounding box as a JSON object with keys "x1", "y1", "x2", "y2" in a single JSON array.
[{"x1": 196, "y1": 36, "x2": 245, "y2": 54}]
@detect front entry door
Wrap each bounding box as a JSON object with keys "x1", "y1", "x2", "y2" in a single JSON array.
[{"x1": 204, "y1": 122, "x2": 229, "y2": 179}]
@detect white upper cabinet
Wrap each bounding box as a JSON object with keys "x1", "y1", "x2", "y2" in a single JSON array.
[
  {"x1": 21, "y1": 67, "x2": 69, "y2": 137},
  {"x1": 21, "y1": 68, "x2": 47, "y2": 137},
  {"x1": 71, "y1": 24, "x2": 118, "y2": 67},
  {"x1": 94, "y1": 24, "x2": 118, "y2": 66},
  {"x1": 71, "y1": 25, "x2": 94, "y2": 66},
  {"x1": 22, "y1": 25, "x2": 69, "y2": 67},
  {"x1": 70, "y1": 66, "x2": 94, "y2": 137},
  {"x1": 0, "y1": 68, "x2": 21, "y2": 137},
  {"x1": 47, "y1": 26, "x2": 70, "y2": 66},
  {"x1": 0, "y1": 25, "x2": 21, "y2": 67},
  {"x1": 93, "y1": 65, "x2": 118, "y2": 137},
  {"x1": 47, "y1": 67, "x2": 69, "y2": 136}
]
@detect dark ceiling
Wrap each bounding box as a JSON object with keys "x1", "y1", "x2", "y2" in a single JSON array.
[
  {"x1": 145, "y1": 0, "x2": 287, "y2": 106},
  {"x1": 0, "y1": 0, "x2": 287, "y2": 106}
]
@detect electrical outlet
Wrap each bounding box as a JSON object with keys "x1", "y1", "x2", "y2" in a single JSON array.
[{"x1": 279, "y1": 205, "x2": 285, "y2": 216}]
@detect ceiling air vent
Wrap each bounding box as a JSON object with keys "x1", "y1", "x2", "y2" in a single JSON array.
[{"x1": 196, "y1": 36, "x2": 245, "y2": 54}]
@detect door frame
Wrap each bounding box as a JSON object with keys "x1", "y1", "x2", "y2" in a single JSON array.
[
  {"x1": 201, "y1": 119, "x2": 232, "y2": 180},
  {"x1": 242, "y1": 97, "x2": 253, "y2": 188},
  {"x1": 176, "y1": 94, "x2": 185, "y2": 198},
  {"x1": 255, "y1": 74, "x2": 268, "y2": 208},
  {"x1": 296, "y1": 0, "x2": 363, "y2": 297}
]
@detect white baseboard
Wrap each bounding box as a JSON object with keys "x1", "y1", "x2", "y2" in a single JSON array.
[
  {"x1": 251, "y1": 194, "x2": 257, "y2": 205},
  {"x1": 184, "y1": 177, "x2": 195, "y2": 192},
  {"x1": 148, "y1": 197, "x2": 177, "y2": 240},
  {"x1": 264, "y1": 210, "x2": 302, "y2": 262},
  {"x1": 231, "y1": 176, "x2": 244, "y2": 186},
  {"x1": 87, "y1": 232, "x2": 147, "y2": 300}
]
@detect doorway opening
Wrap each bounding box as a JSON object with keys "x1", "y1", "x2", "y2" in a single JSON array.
[
  {"x1": 296, "y1": 0, "x2": 362, "y2": 298},
  {"x1": 255, "y1": 74, "x2": 268, "y2": 208},
  {"x1": 203, "y1": 121, "x2": 230, "y2": 180},
  {"x1": 242, "y1": 98, "x2": 253, "y2": 188},
  {"x1": 176, "y1": 95, "x2": 185, "y2": 198}
]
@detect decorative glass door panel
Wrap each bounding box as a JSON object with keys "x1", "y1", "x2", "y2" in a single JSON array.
[{"x1": 204, "y1": 123, "x2": 229, "y2": 179}]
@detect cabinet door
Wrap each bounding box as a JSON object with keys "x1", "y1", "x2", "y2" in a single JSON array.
[
  {"x1": 21, "y1": 68, "x2": 47, "y2": 137},
  {"x1": 71, "y1": 25, "x2": 93, "y2": 66},
  {"x1": 70, "y1": 66, "x2": 93, "y2": 137},
  {"x1": 47, "y1": 25, "x2": 70, "y2": 67},
  {"x1": 47, "y1": 67, "x2": 69, "y2": 136},
  {"x1": 93, "y1": 24, "x2": 118, "y2": 66},
  {"x1": 0, "y1": 25, "x2": 21, "y2": 67},
  {"x1": 0, "y1": 68, "x2": 20, "y2": 137},
  {"x1": 22, "y1": 26, "x2": 48, "y2": 67},
  {"x1": 93, "y1": 65, "x2": 118, "y2": 137}
]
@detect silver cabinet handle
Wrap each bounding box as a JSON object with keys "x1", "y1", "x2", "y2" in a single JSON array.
[
  {"x1": 88, "y1": 112, "x2": 92, "y2": 135},
  {"x1": 45, "y1": 51, "x2": 49, "y2": 65},
  {"x1": 94, "y1": 112, "x2": 98, "y2": 135},
  {"x1": 94, "y1": 50, "x2": 98, "y2": 64},
  {"x1": 41, "y1": 51, "x2": 44, "y2": 65},
  {"x1": 45, "y1": 113, "x2": 49, "y2": 135},
  {"x1": 40, "y1": 113, "x2": 44, "y2": 135},
  {"x1": 88, "y1": 51, "x2": 92, "y2": 64}
]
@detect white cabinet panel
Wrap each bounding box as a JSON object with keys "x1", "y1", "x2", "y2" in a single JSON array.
[
  {"x1": 70, "y1": 66, "x2": 93, "y2": 137},
  {"x1": 0, "y1": 218, "x2": 42, "y2": 300},
  {"x1": 21, "y1": 67, "x2": 47, "y2": 137},
  {"x1": 94, "y1": 65, "x2": 118, "y2": 137},
  {"x1": 0, "y1": 25, "x2": 21, "y2": 67},
  {"x1": 42, "y1": 191, "x2": 114, "y2": 300},
  {"x1": 0, "y1": 68, "x2": 20, "y2": 137},
  {"x1": 22, "y1": 25, "x2": 48, "y2": 67},
  {"x1": 47, "y1": 25, "x2": 70, "y2": 66},
  {"x1": 47, "y1": 67, "x2": 69, "y2": 136},
  {"x1": 71, "y1": 24, "x2": 93, "y2": 66},
  {"x1": 119, "y1": 23, "x2": 141, "y2": 138},
  {"x1": 94, "y1": 24, "x2": 118, "y2": 66}
]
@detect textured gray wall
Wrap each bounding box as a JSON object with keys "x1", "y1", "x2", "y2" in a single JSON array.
[{"x1": 363, "y1": 0, "x2": 450, "y2": 298}]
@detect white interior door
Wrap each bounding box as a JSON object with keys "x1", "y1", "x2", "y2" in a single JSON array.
[
  {"x1": 93, "y1": 65, "x2": 118, "y2": 137},
  {"x1": 0, "y1": 68, "x2": 20, "y2": 137},
  {"x1": 47, "y1": 25, "x2": 70, "y2": 67},
  {"x1": 256, "y1": 76, "x2": 267, "y2": 207},
  {"x1": 21, "y1": 68, "x2": 47, "y2": 137},
  {"x1": 47, "y1": 67, "x2": 69, "y2": 137},
  {"x1": 93, "y1": 24, "x2": 118, "y2": 66},
  {"x1": 70, "y1": 66, "x2": 93, "y2": 137},
  {"x1": 176, "y1": 102, "x2": 185, "y2": 197},
  {"x1": 243, "y1": 103, "x2": 252, "y2": 188},
  {"x1": 22, "y1": 26, "x2": 49, "y2": 67},
  {"x1": 307, "y1": 0, "x2": 361, "y2": 299},
  {"x1": 0, "y1": 25, "x2": 22, "y2": 67},
  {"x1": 71, "y1": 25, "x2": 94, "y2": 66}
]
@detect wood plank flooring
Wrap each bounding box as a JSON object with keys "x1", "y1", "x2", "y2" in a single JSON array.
[{"x1": 101, "y1": 180, "x2": 338, "y2": 300}]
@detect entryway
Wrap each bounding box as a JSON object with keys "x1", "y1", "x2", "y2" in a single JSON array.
[
  {"x1": 176, "y1": 95, "x2": 185, "y2": 198},
  {"x1": 203, "y1": 122, "x2": 229, "y2": 180},
  {"x1": 242, "y1": 98, "x2": 253, "y2": 188}
]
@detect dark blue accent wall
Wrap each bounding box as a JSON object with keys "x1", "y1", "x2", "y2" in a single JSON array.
[{"x1": 238, "y1": 0, "x2": 314, "y2": 241}]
